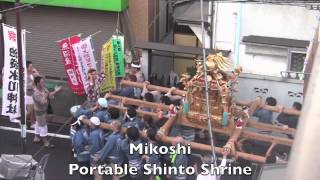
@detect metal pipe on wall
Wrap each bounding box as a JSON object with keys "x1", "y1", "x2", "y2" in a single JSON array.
[
  {"x1": 233, "y1": 3, "x2": 242, "y2": 68},
  {"x1": 212, "y1": 1, "x2": 218, "y2": 49}
]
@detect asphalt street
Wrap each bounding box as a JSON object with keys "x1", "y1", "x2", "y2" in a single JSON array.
[{"x1": 0, "y1": 119, "x2": 82, "y2": 180}]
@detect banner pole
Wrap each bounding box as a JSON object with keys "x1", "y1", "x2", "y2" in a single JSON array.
[
  {"x1": 55, "y1": 33, "x2": 82, "y2": 43},
  {"x1": 88, "y1": 30, "x2": 102, "y2": 37},
  {"x1": 15, "y1": 0, "x2": 27, "y2": 154}
]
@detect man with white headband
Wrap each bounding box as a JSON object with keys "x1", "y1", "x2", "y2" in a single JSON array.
[
  {"x1": 131, "y1": 61, "x2": 145, "y2": 83},
  {"x1": 88, "y1": 116, "x2": 104, "y2": 180},
  {"x1": 71, "y1": 116, "x2": 91, "y2": 180},
  {"x1": 130, "y1": 62, "x2": 144, "y2": 99}
]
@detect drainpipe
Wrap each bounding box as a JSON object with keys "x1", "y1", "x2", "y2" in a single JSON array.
[
  {"x1": 234, "y1": 3, "x2": 242, "y2": 68},
  {"x1": 212, "y1": 1, "x2": 218, "y2": 49},
  {"x1": 208, "y1": 0, "x2": 212, "y2": 48}
]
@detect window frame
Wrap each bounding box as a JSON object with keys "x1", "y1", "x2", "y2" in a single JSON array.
[{"x1": 287, "y1": 49, "x2": 307, "y2": 72}]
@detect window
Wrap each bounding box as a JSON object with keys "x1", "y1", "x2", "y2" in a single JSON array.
[
  {"x1": 174, "y1": 24, "x2": 194, "y2": 34},
  {"x1": 289, "y1": 52, "x2": 306, "y2": 72}
]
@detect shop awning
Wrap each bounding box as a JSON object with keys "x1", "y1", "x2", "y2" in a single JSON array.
[
  {"x1": 134, "y1": 41, "x2": 230, "y2": 57},
  {"x1": 175, "y1": 1, "x2": 210, "y2": 26},
  {"x1": 242, "y1": 35, "x2": 309, "y2": 49}
]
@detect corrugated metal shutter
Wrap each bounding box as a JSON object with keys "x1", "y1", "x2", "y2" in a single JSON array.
[{"x1": 5, "y1": 5, "x2": 117, "y2": 79}]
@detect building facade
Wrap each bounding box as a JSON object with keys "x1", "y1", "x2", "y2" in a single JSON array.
[
  {"x1": 0, "y1": 0, "x2": 158, "y2": 116},
  {"x1": 214, "y1": 3, "x2": 318, "y2": 77},
  {"x1": 0, "y1": 0, "x2": 128, "y2": 79}
]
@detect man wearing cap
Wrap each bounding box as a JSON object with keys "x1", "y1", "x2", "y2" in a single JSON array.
[
  {"x1": 88, "y1": 116, "x2": 104, "y2": 180},
  {"x1": 72, "y1": 98, "x2": 109, "y2": 122},
  {"x1": 92, "y1": 98, "x2": 110, "y2": 123},
  {"x1": 88, "y1": 117, "x2": 104, "y2": 158},
  {"x1": 71, "y1": 118, "x2": 91, "y2": 180}
]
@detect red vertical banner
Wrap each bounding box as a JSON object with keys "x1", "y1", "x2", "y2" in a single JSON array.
[{"x1": 59, "y1": 35, "x2": 85, "y2": 95}]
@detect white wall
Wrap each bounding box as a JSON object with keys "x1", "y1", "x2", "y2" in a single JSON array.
[
  {"x1": 235, "y1": 75, "x2": 303, "y2": 108},
  {"x1": 215, "y1": 3, "x2": 238, "y2": 50},
  {"x1": 241, "y1": 4, "x2": 318, "y2": 40},
  {"x1": 213, "y1": 3, "x2": 318, "y2": 76}
]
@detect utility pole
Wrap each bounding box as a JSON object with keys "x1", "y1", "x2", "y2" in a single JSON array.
[{"x1": 15, "y1": 0, "x2": 27, "y2": 154}]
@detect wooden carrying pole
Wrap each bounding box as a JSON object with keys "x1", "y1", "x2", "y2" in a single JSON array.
[
  {"x1": 106, "y1": 95, "x2": 294, "y2": 147},
  {"x1": 247, "y1": 120, "x2": 296, "y2": 135},
  {"x1": 236, "y1": 99, "x2": 301, "y2": 116},
  {"x1": 108, "y1": 89, "x2": 296, "y2": 136},
  {"x1": 81, "y1": 115, "x2": 267, "y2": 164},
  {"x1": 109, "y1": 94, "x2": 171, "y2": 111},
  {"x1": 158, "y1": 134, "x2": 266, "y2": 163},
  {"x1": 120, "y1": 80, "x2": 186, "y2": 96},
  {"x1": 157, "y1": 112, "x2": 267, "y2": 163},
  {"x1": 121, "y1": 80, "x2": 299, "y2": 124},
  {"x1": 108, "y1": 103, "x2": 294, "y2": 147}
]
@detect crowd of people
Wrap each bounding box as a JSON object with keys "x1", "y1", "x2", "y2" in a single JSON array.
[
  {"x1": 25, "y1": 59, "x2": 302, "y2": 180},
  {"x1": 237, "y1": 96, "x2": 302, "y2": 131},
  {"x1": 69, "y1": 62, "x2": 200, "y2": 180}
]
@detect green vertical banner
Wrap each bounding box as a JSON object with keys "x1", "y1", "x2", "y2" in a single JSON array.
[
  {"x1": 112, "y1": 37, "x2": 125, "y2": 77},
  {"x1": 101, "y1": 39, "x2": 116, "y2": 93}
]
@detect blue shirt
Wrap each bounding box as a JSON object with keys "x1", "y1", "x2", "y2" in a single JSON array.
[
  {"x1": 122, "y1": 117, "x2": 144, "y2": 131},
  {"x1": 253, "y1": 108, "x2": 273, "y2": 124},
  {"x1": 96, "y1": 131, "x2": 124, "y2": 165},
  {"x1": 277, "y1": 113, "x2": 299, "y2": 129},
  {"x1": 88, "y1": 128, "x2": 104, "y2": 163},
  {"x1": 94, "y1": 108, "x2": 110, "y2": 123},
  {"x1": 173, "y1": 154, "x2": 188, "y2": 180},
  {"x1": 147, "y1": 142, "x2": 161, "y2": 166},
  {"x1": 75, "y1": 107, "x2": 93, "y2": 119},
  {"x1": 73, "y1": 128, "x2": 90, "y2": 162},
  {"x1": 120, "y1": 139, "x2": 143, "y2": 170},
  {"x1": 115, "y1": 87, "x2": 135, "y2": 98},
  {"x1": 168, "y1": 125, "x2": 195, "y2": 142}
]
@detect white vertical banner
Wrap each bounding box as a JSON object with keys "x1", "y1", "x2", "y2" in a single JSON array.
[
  {"x1": 22, "y1": 29, "x2": 27, "y2": 123},
  {"x1": 72, "y1": 37, "x2": 97, "y2": 93},
  {"x1": 1, "y1": 24, "x2": 27, "y2": 119}
]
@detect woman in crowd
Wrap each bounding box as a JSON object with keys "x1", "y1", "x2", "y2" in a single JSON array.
[{"x1": 33, "y1": 76, "x2": 62, "y2": 147}]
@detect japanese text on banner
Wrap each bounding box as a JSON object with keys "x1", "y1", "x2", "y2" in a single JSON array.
[
  {"x1": 72, "y1": 37, "x2": 97, "y2": 94},
  {"x1": 59, "y1": 35, "x2": 84, "y2": 95},
  {"x1": 1, "y1": 24, "x2": 26, "y2": 119},
  {"x1": 101, "y1": 39, "x2": 116, "y2": 93},
  {"x1": 112, "y1": 37, "x2": 125, "y2": 77}
]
